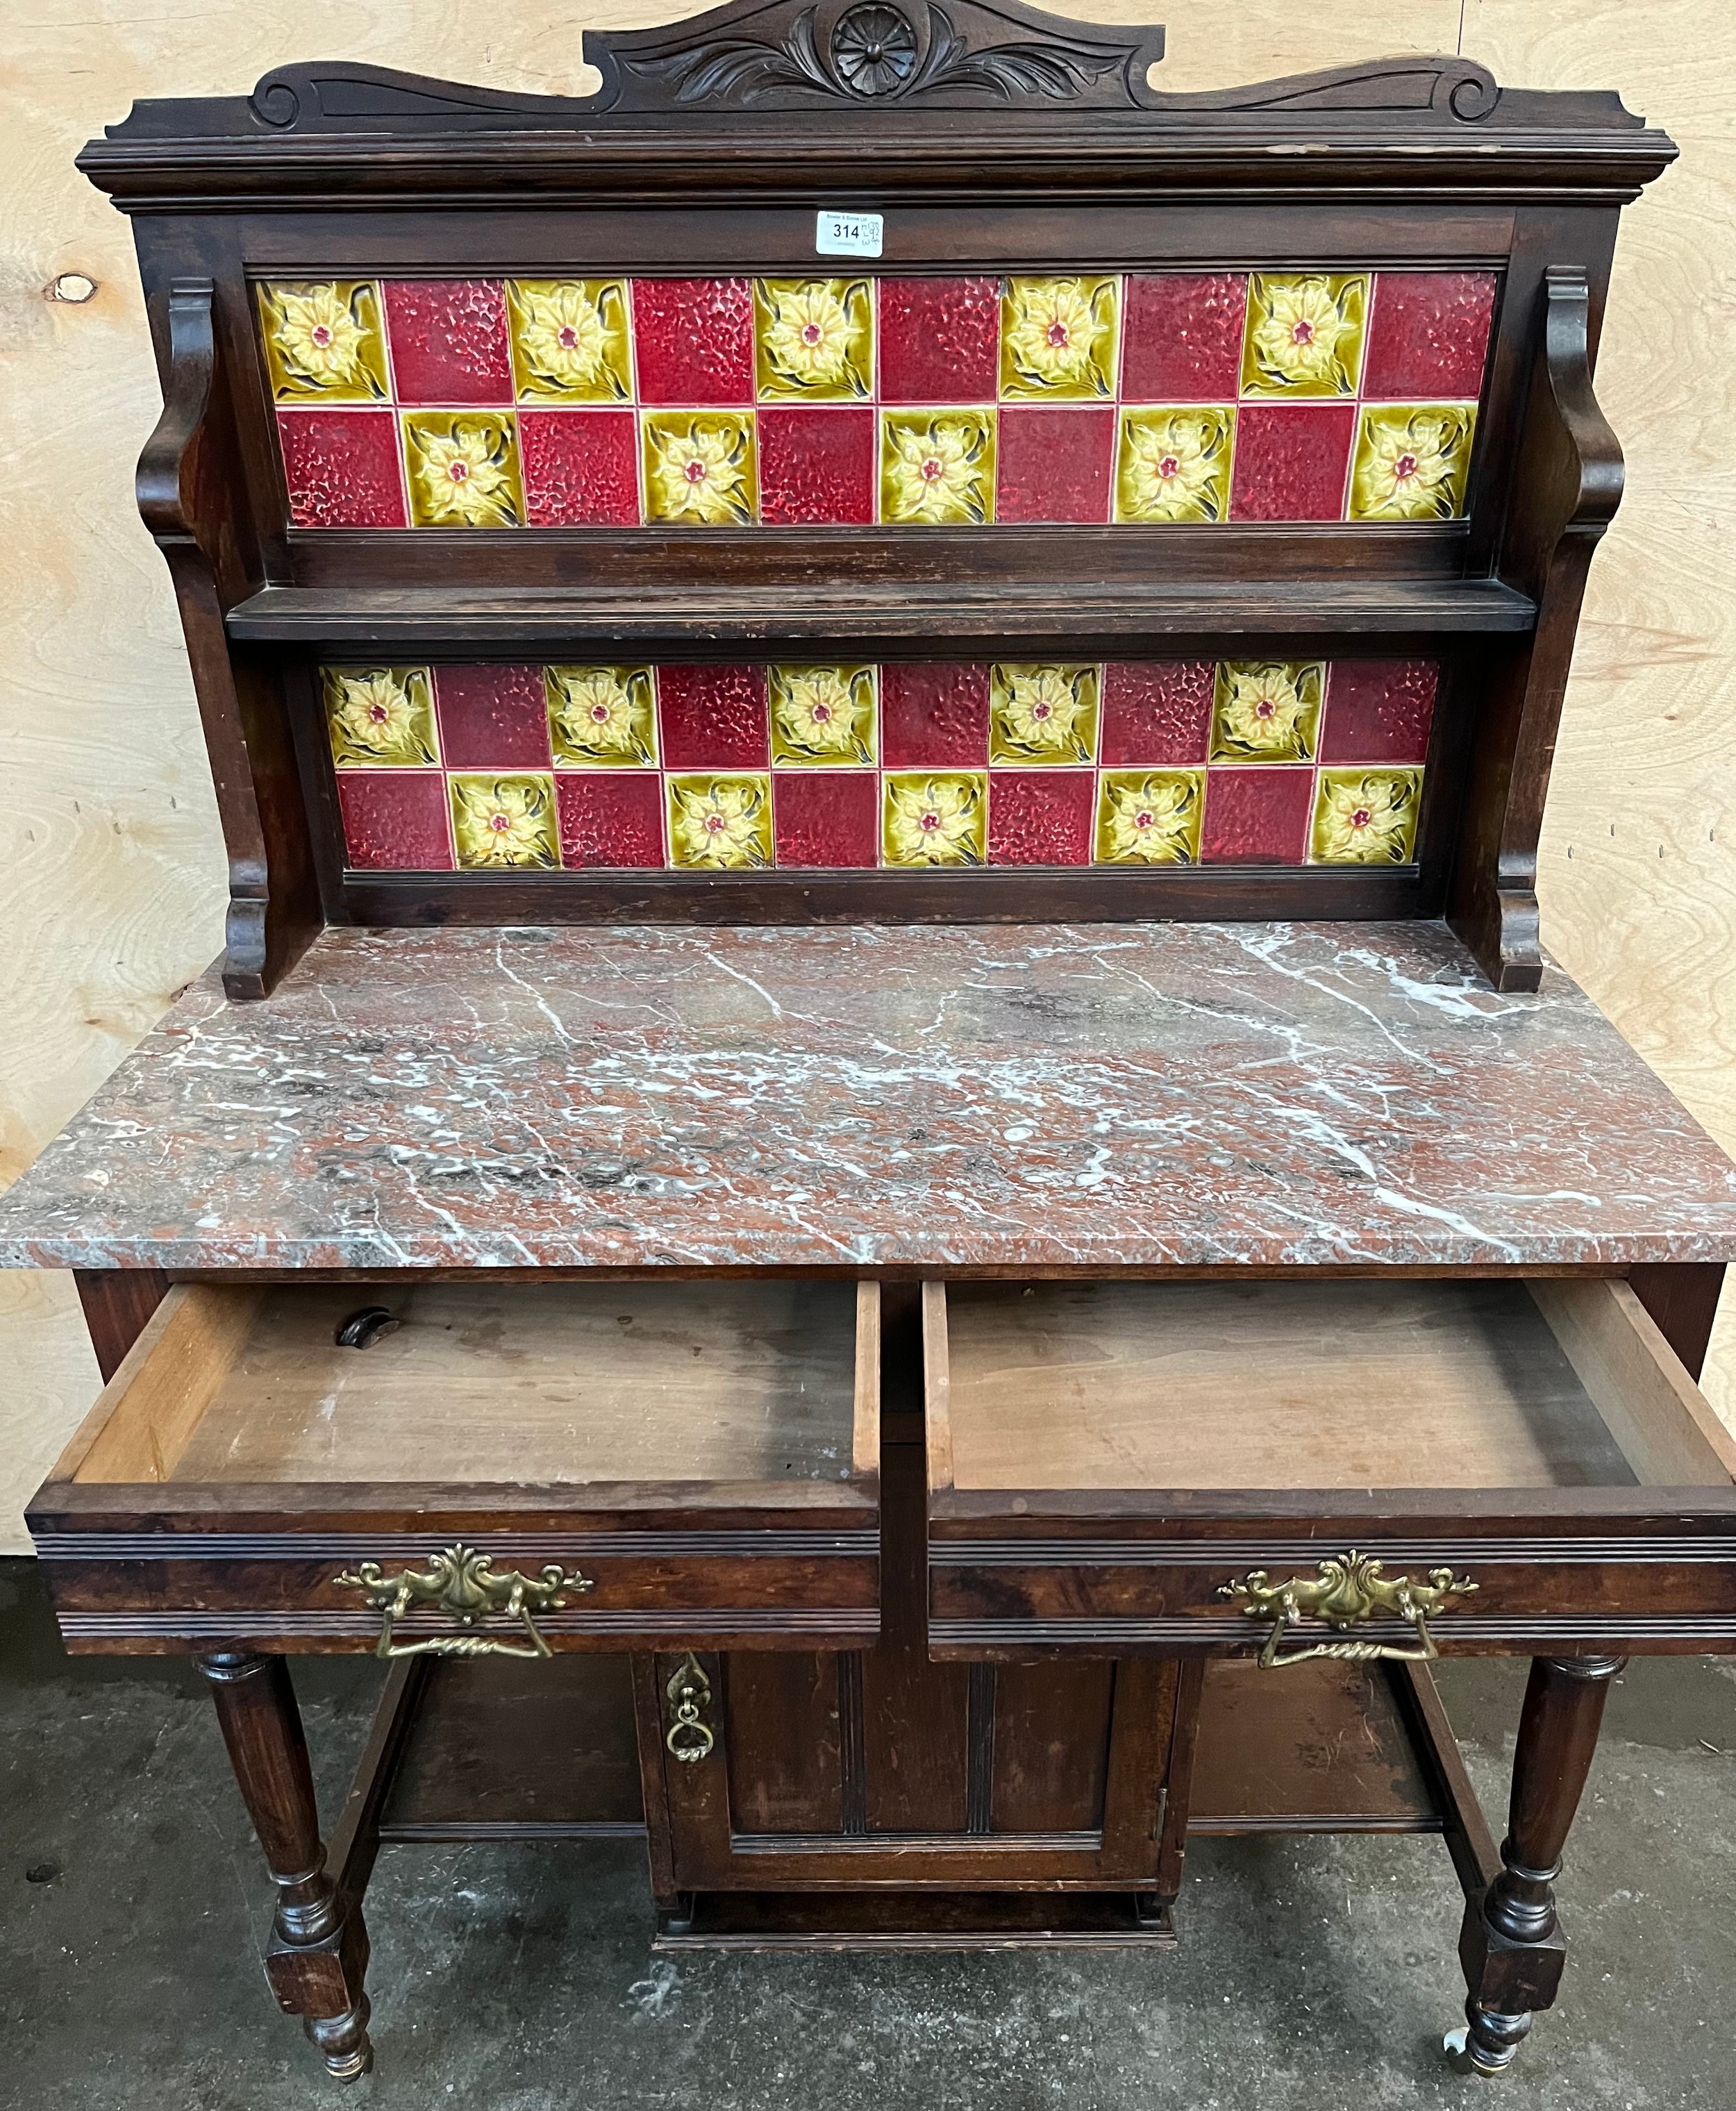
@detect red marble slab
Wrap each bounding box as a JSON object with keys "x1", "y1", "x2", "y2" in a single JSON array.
[{"x1": 3, "y1": 924, "x2": 1735, "y2": 1274}]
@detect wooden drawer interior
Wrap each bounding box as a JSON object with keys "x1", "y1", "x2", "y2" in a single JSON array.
[
  {"x1": 61, "y1": 1279, "x2": 879, "y2": 1491},
  {"x1": 928, "y1": 1278, "x2": 1736, "y2": 1494}
]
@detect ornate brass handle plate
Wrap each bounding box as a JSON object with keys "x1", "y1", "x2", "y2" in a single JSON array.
[
  {"x1": 1220, "y1": 1549, "x2": 1478, "y2": 1669},
  {"x1": 665, "y1": 1652, "x2": 715, "y2": 1762},
  {"x1": 332, "y1": 1542, "x2": 592, "y2": 1660}
]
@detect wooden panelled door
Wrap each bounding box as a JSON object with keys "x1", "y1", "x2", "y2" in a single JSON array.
[{"x1": 639, "y1": 1440, "x2": 1182, "y2": 1896}]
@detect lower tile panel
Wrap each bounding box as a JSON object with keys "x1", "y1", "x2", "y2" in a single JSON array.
[{"x1": 323, "y1": 655, "x2": 1437, "y2": 873}]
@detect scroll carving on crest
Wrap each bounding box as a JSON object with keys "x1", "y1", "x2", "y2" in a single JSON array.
[
  {"x1": 588, "y1": 0, "x2": 1167, "y2": 111},
  {"x1": 223, "y1": 3, "x2": 1512, "y2": 131}
]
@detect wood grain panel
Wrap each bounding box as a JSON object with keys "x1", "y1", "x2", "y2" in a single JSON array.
[
  {"x1": 3, "y1": 0, "x2": 1733, "y2": 1553},
  {"x1": 990, "y1": 1662, "x2": 1115, "y2": 1834},
  {"x1": 941, "y1": 1280, "x2": 1641, "y2": 1492},
  {"x1": 862, "y1": 1442, "x2": 970, "y2": 1833},
  {"x1": 723, "y1": 1653, "x2": 844, "y2": 1834}
]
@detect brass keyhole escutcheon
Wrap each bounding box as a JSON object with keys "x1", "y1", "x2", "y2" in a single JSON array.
[{"x1": 665, "y1": 1652, "x2": 715, "y2": 1762}]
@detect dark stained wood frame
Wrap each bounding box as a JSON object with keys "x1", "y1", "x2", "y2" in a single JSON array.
[
  {"x1": 57, "y1": 6, "x2": 1701, "y2": 2077},
  {"x1": 80, "y1": 0, "x2": 1674, "y2": 992}
]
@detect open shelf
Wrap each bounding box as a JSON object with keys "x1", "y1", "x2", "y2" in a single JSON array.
[{"x1": 226, "y1": 576, "x2": 1537, "y2": 651}]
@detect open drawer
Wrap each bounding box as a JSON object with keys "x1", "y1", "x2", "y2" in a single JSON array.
[
  {"x1": 923, "y1": 1278, "x2": 1736, "y2": 1660},
  {"x1": 31, "y1": 1280, "x2": 879, "y2": 1655}
]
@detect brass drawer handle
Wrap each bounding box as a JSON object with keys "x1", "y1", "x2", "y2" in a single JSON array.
[
  {"x1": 332, "y1": 1542, "x2": 592, "y2": 1660},
  {"x1": 1220, "y1": 1549, "x2": 1478, "y2": 1669},
  {"x1": 665, "y1": 1652, "x2": 715, "y2": 1762}
]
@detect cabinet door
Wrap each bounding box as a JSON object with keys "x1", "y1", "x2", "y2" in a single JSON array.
[
  {"x1": 642, "y1": 1442, "x2": 1178, "y2": 1891},
  {"x1": 924, "y1": 1278, "x2": 1736, "y2": 1661}
]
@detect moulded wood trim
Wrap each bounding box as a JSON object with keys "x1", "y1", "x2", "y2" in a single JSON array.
[
  {"x1": 228, "y1": 578, "x2": 1537, "y2": 648},
  {"x1": 339, "y1": 865, "x2": 1433, "y2": 928}
]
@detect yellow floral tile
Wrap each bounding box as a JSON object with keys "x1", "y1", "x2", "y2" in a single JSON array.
[
  {"x1": 642, "y1": 412, "x2": 756, "y2": 526},
  {"x1": 1000, "y1": 276, "x2": 1119, "y2": 401},
  {"x1": 324, "y1": 665, "x2": 438, "y2": 768},
  {"x1": 1210, "y1": 661, "x2": 1324, "y2": 765},
  {"x1": 1310, "y1": 767, "x2": 1424, "y2": 864},
  {"x1": 506, "y1": 279, "x2": 633, "y2": 403},
  {"x1": 882, "y1": 771, "x2": 987, "y2": 866},
  {"x1": 402, "y1": 412, "x2": 523, "y2": 528},
  {"x1": 449, "y1": 773, "x2": 560, "y2": 868},
  {"x1": 1240, "y1": 274, "x2": 1368, "y2": 397},
  {"x1": 545, "y1": 665, "x2": 657, "y2": 767},
  {"x1": 1094, "y1": 770, "x2": 1204, "y2": 865},
  {"x1": 880, "y1": 410, "x2": 995, "y2": 525},
  {"x1": 769, "y1": 665, "x2": 876, "y2": 766},
  {"x1": 667, "y1": 774, "x2": 772, "y2": 868},
  {"x1": 1350, "y1": 404, "x2": 1478, "y2": 521},
  {"x1": 990, "y1": 664, "x2": 1100, "y2": 767},
  {"x1": 258, "y1": 281, "x2": 390, "y2": 403},
  {"x1": 1115, "y1": 407, "x2": 1235, "y2": 524},
  {"x1": 754, "y1": 278, "x2": 872, "y2": 401}
]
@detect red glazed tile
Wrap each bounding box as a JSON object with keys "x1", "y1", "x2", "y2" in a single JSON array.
[
  {"x1": 1320, "y1": 660, "x2": 1439, "y2": 765},
  {"x1": 518, "y1": 410, "x2": 640, "y2": 526},
  {"x1": 1229, "y1": 404, "x2": 1356, "y2": 522},
  {"x1": 758, "y1": 406, "x2": 876, "y2": 524},
  {"x1": 1101, "y1": 662, "x2": 1215, "y2": 765},
  {"x1": 556, "y1": 773, "x2": 667, "y2": 867},
  {"x1": 1363, "y1": 272, "x2": 1499, "y2": 403},
  {"x1": 658, "y1": 664, "x2": 769, "y2": 769},
  {"x1": 774, "y1": 772, "x2": 879, "y2": 867},
  {"x1": 432, "y1": 664, "x2": 552, "y2": 769},
  {"x1": 632, "y1": 278, "x2": 755, "y2": 405},
  {"x1": 276, "y1": 410, "x2": 406, "y2": 528},
  {"x1": 988, "y1": 771, "x2": 1095, "y2": 865},
  {"x1": 878, "y1": 276, "x2": 1001, "y2": 403},
  {"x1": 880, "y1": 664, "x2": 991, "y2": 767},
  {"x1": 382, "y1": 280, "x2": 513, "y2": 405},
  {"x1": 1121, "y1": 274, "x2": 1249, "y2": 404},
  {"x1": 336, "y1": 773, "x2": 452, "y2": 869},
  {"x1": 995, "y1": 406, "x2": 1115, "y2": 524},
  {"x1": 1200, "y1": 767, "x2": 1312, "y2": 863}
]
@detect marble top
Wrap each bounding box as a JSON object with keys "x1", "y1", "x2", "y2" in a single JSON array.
[{"x1": 3, "y1": 920, "x2": 1735, "y2": 1274}]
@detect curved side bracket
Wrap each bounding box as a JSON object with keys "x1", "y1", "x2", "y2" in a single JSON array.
[
  {"x1": 1449, "y1": 266, "x2": 1624, "y2": 992},
  {"x1": 135, "y1": 280, "x2": 317, "y2": 999},
  {"x1": 137, "y1": 279, "x2": 219, "y2": 543}
]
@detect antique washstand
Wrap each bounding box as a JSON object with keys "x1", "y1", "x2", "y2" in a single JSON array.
[{"x1": 3, "y1": 0, "x2": 1735, "y2": 2082}]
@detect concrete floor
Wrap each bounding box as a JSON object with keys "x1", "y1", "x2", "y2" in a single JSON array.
[{"x1": 2, "y1": 1558, "x2": 1733, "y2": 2111}]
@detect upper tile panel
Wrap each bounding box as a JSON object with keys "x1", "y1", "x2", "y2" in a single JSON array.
[{"x1": 262, "y1": 269, "x2": 1497, "y2": 529}]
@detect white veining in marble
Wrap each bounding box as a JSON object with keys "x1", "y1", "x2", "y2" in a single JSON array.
[{"x1": 1, "y1": 921, "x2": 1734, "y2": 1273}]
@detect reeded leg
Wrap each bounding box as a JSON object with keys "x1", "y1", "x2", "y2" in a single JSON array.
[
  {"x1": 198, "y1": 1651, "x2": 373, "y2": 2081},
  {"x1": 1453, "y1": 1653, "x2": 1624, "y2": 2078}
]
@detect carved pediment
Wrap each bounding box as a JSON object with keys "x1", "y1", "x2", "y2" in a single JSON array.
[
  {"x1": 587, "y1": 0, "x2": 1165, "y2": 112},
  {"x1": 84, "y1": 0, "x2": 1674, "y2": 203}
]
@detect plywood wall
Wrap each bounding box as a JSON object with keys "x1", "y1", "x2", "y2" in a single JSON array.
[{"x1": 2, "y1": 0, "x2": 1733, "y2": 1547}]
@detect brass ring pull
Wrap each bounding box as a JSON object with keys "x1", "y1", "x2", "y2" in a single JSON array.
[
  {"x1": 1220, "y1": 1549, "x2": 1477, "y2": 1669},
  {"x1": 332, "y1": 1542, "x2": 592, "y2": 1660},
  {"x1": 665, "y1": 1652, "x2": 715, "y2": 1763}
]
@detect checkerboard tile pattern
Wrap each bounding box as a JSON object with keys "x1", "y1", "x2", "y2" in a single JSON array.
[
  {"x1": 324, "y1": 657, "x2": 1437, "y2": 871},
  {"x1": 263, "y1": 272, "x2": 1496, "y2": 528}
]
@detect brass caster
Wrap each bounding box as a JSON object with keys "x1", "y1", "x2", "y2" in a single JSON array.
[
  {"x1": 1444, "y1": 2006, "x2": 1530, "y2": 2078},
  {"x1": 306, "y1": 2000, "x2": 374, "y2": 2083}
]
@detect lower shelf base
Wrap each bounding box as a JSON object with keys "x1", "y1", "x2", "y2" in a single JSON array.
[{"x1": 654, "y1": 1890, "x2": 1178, "y2": 1952}]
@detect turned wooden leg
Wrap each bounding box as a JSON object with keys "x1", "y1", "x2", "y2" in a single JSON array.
[
  {"x1": 1454, "y1": 1653, "x2": 1624, "y2": 2078},
  {"x1": 198, "y1": 1651, "x2": 373, "y2": 2081}
]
